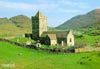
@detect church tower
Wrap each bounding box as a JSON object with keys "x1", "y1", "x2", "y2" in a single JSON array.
[{"x1": 32, "y1": 11, "x2": 48, "y2": 40}]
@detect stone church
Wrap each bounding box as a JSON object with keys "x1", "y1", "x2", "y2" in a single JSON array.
[{"x1": 32, "y1": 11, "x2": 74, "y2": 46}]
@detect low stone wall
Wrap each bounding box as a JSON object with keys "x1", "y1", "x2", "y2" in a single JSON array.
[
  {"x1": 75, "y1": 47, "x2": 100, "y2": 53},
  {"x1": 0, "y1": 38, "x2": 71, "y2": 53},
  {"x1": 0, "y1": 38, "x2": 25, "y2": 47}
]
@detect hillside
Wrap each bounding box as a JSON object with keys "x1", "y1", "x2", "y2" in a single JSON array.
[
  {"x1": 56, "y1": 9, "x2": 100, "y2": 30},
  {"x1": 10, "y1": 15, "x2": 31, "y2": 29},
  {"x1": 0, "y1": 18, "x2": 21, "y2": 34},
  {"x1": 0, "y1": 41, "x2": 100, "y2": 69},
  {"x1": 0, "y1": 15, "x2": 32, "y2": 35}
]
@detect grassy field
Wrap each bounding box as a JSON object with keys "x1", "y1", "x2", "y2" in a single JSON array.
[
  {"x1": 10, "y1": 37, "x2": 35, "y2": 44},
  {"x1": 75, "y1": 34, "x2": 100, "y2": 46},
  {"x1": 0, "y1": 41, "x2": 100, "y2": 69}
]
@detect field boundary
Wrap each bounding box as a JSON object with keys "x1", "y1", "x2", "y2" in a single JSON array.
[{"x1": 0, "y1": 38, "x2": 75, "y2": 53}]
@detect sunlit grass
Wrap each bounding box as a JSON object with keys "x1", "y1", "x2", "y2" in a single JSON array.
[{"x1": 0, "y1": 41, "x2": 100, "y2": 69}]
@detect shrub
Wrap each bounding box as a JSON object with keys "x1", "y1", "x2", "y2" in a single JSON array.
[{"x1": 67, "y1": 46, "x2": 76, "y2": 52}]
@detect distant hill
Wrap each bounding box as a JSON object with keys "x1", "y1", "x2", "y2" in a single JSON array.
[
  {"x1": 0, "y1": 15, "x2": 32, "y2": 34},
  {"x1": 56, "y1": 9, "x2": 100, "y2": 30},
  {"x1": 10, "y1": 15, "x2": 31, "y2": 29},
  {"x1": 0, "y1": 18, "x2": 20, "y2": 34}
]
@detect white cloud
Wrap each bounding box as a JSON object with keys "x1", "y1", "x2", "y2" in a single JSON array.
[
  {"x1": 0, "y1": 0, "x2": 89, "y2": 14},
  {"x1": 0, "y1": 1, "x2": 58, "y2": 10},
  {"x1": 0, "y1": 1, "x2": 33, "y2": 10},
  {"x1": 60, "y1": 0, "x2": 78, "y2": 5},
  {"x1": 36, "y1": 0, "x2": 50, "y2": 4},
  {"x1": 59, "y1": 0, "x2": 90, "y2": 9},
  {"x1": 60, "y1": 9, "x2": 80, "y2": 13},
  {"x1": 96, "y1": 6, "x2": 100, "y2": 9}
]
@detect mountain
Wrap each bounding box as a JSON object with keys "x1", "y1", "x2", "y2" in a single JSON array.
[
  {"x1": 0, "y1": 18, "x2": 20, "y2": 34},
  {"x1": 10, "y1": 15, "x2": 31, "y2": 29},
  {"x1": 0, "y1": 15, "x2": 32, "y2": 34},
  {"x1": 56, "y1": 9, "x2": 100, "y2": 30}
]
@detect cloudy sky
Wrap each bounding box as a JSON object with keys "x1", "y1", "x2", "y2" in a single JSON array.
[{"x1": 0, "y1": 0, "x2": 100, "y2": 27}]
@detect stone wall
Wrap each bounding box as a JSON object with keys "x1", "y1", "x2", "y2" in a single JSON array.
[
  {"x1": 75, "y1": 47, "x2": 100, "y2": 53},
  {"x1": 0, "y1": 38, "x2": 25, "y2": 47}
]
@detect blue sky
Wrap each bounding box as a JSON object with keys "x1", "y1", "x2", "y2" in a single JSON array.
[{"x1": 0, "y1": 0, "x2": 100, "y2": 27}]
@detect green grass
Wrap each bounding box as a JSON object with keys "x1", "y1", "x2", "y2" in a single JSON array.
[
  {"x1": 10, "y1": 37, "x2": 35, "y2": 44},
  {"x1": 0, "y1": 34, "x2": 13, "y2": 38},
  {"x1": 0, "y1": 32, "x2": 100, "y2": 68},
  {"x1": 75, "y1": 34, "x2": 100, "y2": 46},
  {"x1": 0, "y1": 41, "x2": 100, "y2": 69}
]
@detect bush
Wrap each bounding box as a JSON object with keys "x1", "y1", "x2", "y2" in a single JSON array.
[
  {"x1": 67, "y1": 46, "x2": 76, "y2": 52},
  {"x1": 75, "y1": 34, "x2": 84, "y2": 38},
  {"x1": 88, "y1": 30, "x2": 100, "y2": 36}
]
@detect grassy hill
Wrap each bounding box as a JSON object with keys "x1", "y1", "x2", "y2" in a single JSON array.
[
  {"x1": 0, "y1": 18, "x2": 22, "y2": 35},
  {"x1": 0, "y1": 15, "x2": 32, "y2": 36},
  {"x1": 10, "y1": 15, "x2": 31, "y2": 30},
  {"x1": 56, "y1": 9, "x2": 100, "y2": 30},
  {"x1": 0, "y1": 41, "x2": 100, "y2": 69}
]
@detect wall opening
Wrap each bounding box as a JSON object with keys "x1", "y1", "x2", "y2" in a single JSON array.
[{"x1": 70, "y1": 38, "x2": 72, "y2": 42}]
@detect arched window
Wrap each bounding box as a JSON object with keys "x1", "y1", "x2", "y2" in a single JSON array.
[{"x1": 70, "y1": 38, "x2": 72, "y2": 42}]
